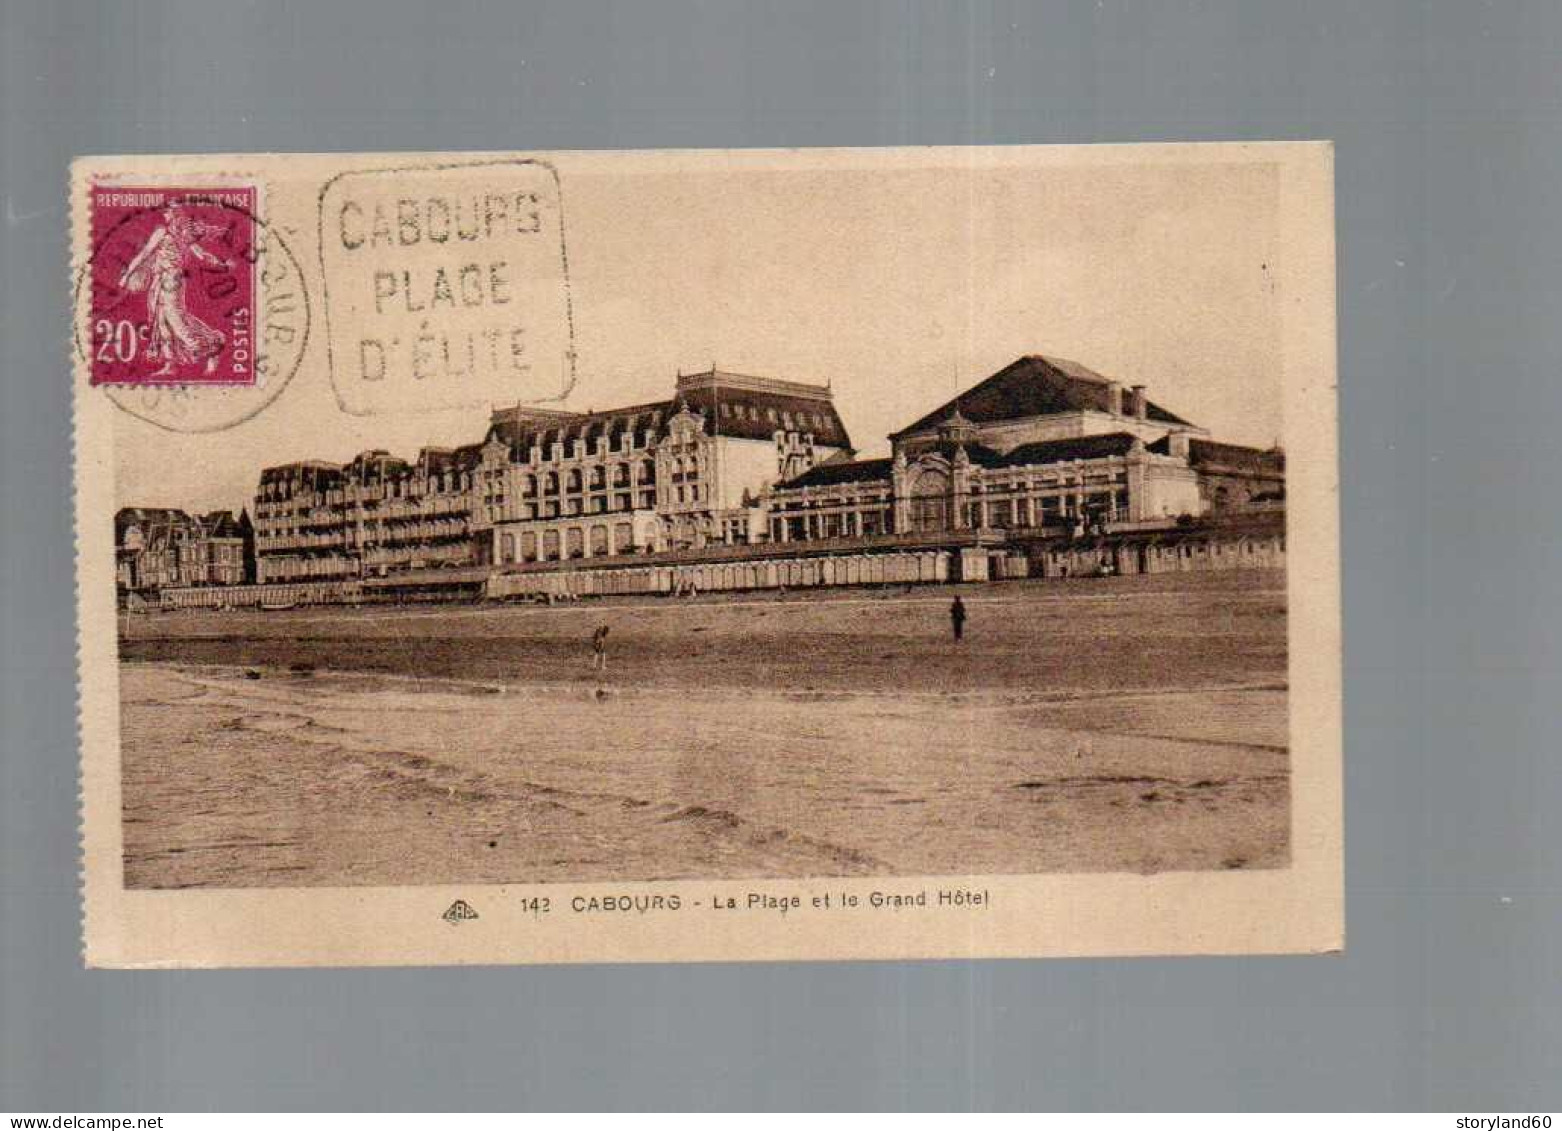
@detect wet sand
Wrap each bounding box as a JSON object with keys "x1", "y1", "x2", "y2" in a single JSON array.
[{"x1": 119, "y1": 572, "x2": 1289, "y2": 887}]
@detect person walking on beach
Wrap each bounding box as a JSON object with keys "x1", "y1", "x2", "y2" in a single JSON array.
[
  {"x1": 591, "y1": 624, "x2": 610, "y2": 672},
  {"x1": 949, "y1": 596, "x2": 967, "y2": 642}
]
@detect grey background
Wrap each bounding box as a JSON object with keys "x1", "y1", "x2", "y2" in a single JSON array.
[{"x1": 2, "y1": 0, "x2": 1558, "y2": 1111}]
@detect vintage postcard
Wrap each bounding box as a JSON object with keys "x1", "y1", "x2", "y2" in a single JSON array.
[{"x1": 72, "y1": 143, "x2": 1340, "y2": 967}]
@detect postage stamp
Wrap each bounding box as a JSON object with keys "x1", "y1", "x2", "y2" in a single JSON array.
[
  {"x1": 72, "y1": 145, "x2": 1341, "y2": 968},
  {"x1": 86, "y1": 185, "x2": 261, "y2": 387},
  {"x1": 74, "y1": 174, "x2": 312, "y2": 435}
]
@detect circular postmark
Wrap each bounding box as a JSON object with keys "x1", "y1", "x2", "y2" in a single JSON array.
[{"x1": 74, "y1": 191, "x2": 311, "y2": 433}]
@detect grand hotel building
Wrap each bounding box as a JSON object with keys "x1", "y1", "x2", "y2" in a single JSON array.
[
  {"x1": 249, "y1": 356, "x2": 1281, "y2": 586},
  {"x1": 253, "y1": 368, "x2": 851, "y2": 583}
]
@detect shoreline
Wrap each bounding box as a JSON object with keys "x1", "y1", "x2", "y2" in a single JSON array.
[
  {"x1": 118, "y1": 571, "x2": 1288, "y2": 698},
  {"x1": 120, "y1": 661, "x2": 1290, "y2": 890},
  {"x1": 122, "y1": 654, "x2": 1289, "y2": 711},
  {"x1": 116, "y1": 572, "x2": 1291, "y2": 889}
]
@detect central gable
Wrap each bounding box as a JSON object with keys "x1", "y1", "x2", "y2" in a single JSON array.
[{"x1": 890, "y1": 355, "x2": 1192, "y2": 438}]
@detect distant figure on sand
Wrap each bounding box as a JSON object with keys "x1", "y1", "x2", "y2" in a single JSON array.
[
  {"x1": 950, "y1": 596, "x2": 967, "y2": 641},
  {"x1": 591, "y1": 624, "x2": 610, "y2": 671}
]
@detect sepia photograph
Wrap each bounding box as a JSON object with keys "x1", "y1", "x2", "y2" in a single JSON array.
[
  {"x1": 73, "y1": 144, "x2": 1340, "y2": 965},
  {"x1": 9, "y1": 0, "x2": 1554, "y2": 1113}
]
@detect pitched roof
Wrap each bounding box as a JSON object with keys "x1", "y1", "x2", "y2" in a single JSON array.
[
  {"x1": 1186, "y1": 438, "x2": 1285, "y2": 475},
  {"x1": 485, "y1": 380, "x2": 853, "y2": 456},
  {"x1": 342, "y1": 450, "x2": 411, "y2": 481},
  {"x1": 115, "y1": 507, "x2": 196, "y2": 543},
  {"x1": 779, "y1": 457, "x2": 894, "y2": 489},
  {"x1": 259, "y1": 461, "x2": 343, "y2": 488},
  {"x1": 680, "y1": 384, "x2": 852, "y2": 448},
  {"x1": 998, "y1": 432, "x2": 1140, "y2": 466},
  {"x1": 200, "y1": 510, "x2": 247, "y2": 539},
  {"x1": 1146, "y1": 435, "x2": 1283, "y2": 472},
  {"x1": 486, "y1": 399, "x2": 670, "y2": 457},
  {"x1": 891, "y1": 355, "x2": 1192, "y2": 437}
]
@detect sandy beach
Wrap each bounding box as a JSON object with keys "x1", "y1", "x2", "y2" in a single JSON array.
[{"x1": 119, "y1": 571, "x2": 1289, "y2": 887}]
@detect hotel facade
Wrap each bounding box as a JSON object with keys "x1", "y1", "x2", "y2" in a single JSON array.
[
  {"x1": 162, "y1": 354, "x2": 1283, "y2": 601},
  {"x1": 252, "y1": 368, "x2": 852, "y2": 584}
]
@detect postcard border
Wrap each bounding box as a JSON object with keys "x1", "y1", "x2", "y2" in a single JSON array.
[{"x1": 74, "y1": 142, "x2": 1341, "y2": 967}]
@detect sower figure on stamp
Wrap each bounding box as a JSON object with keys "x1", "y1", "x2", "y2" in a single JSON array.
[
  {"x1": 117, "y1": 204, "x2": 231, "y2": 378},
  {"x1": 591, "y1": 624, "x2": 610, "y2": 672},
  {"x1": 950, "y1": 595, "x2": 967, "y2": 642}
]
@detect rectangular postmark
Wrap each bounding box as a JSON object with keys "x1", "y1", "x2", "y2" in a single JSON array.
[
  {"x1": 317, "y1": 160, "x2": 574, "y2": 417},
  {"x1": 72, "y1": 144, "x2": 1341, "y2": 967}
]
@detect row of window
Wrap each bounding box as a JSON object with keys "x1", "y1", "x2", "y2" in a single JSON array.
[
  {"x1": 969, "y1": 492, "x2": 1127, "y2": 527},
  {"x1": 497, "y1": 523, "x2": 637, "y2": 564},
  {"x1": 258, "y1": 475, "x2": 473, "y2": 505},
  {"x1": 493, "y1": 462, "x2": 657, "y2": 496},
  {"x1": 773, "y1": 509, "x2": 891, "y2": 540},
  {"x1": 124, "y1": 544, "x2": 243, "y2": 567},
  {"x1": 494, "y1": 430, "x2": 664, "y2": 462},
  {"x1": 718, "y1": 402, "x2": 830, "y2": 433},
  {"x1": 770, "y1": 490, "x2": 1131, "y2": 539},
  {"x1": 484, "y1": 490, "x2": 659, "y2": 523},
  {"x1": 263, "y1": 444, "x2": 721, "y2": 512},
  {"x1": 258, "y1": 489, "x2": 471, "y2": 517},
  {"x1": 968, "y1": 471, "x2": 1126, "y2": 493},
  {"x1": 121, "y1": 562, "x2": 246, "y2": 587},
  {"x1": 259, "y1": 519, "x2": 468, "y2": 539}
]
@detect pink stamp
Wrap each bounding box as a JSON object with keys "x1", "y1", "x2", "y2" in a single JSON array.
[{"x1": 87, "y1": 185, "x2": 259, "y2": 386}]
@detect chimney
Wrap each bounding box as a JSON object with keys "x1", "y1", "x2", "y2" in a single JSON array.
[
  {"x1": 1168, "y1": 431, "x2": 1190, "y2": 459},
  {"x1": 1105, "y1": 381, "x2": 1123, "y2": 416},
  {"x1": 1130, "y1": 385, "x2": 1147, "y2": 419}
]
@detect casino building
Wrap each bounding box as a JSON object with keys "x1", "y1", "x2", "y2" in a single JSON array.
[{"x1": 762, "y1": 354, "x2": 1282, "y2": 543}]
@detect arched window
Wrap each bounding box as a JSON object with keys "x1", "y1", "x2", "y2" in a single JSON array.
[
  {"x1": 566, "y1": 468, "x2": 583, "y2": 493},
  {"x1": 544, "y1": 471, "x2": 559, "y2": 494}
]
